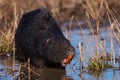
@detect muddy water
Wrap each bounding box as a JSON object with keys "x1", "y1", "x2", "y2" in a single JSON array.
[{"x1": 0, "y1": 27, "x2": 120, "y2": 80}]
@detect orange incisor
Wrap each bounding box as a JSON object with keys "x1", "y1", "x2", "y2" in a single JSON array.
[{"x1": 63, "y1": 54, "x2": 73, "y2": 64}]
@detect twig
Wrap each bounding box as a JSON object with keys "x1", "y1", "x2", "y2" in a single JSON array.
[
  {"x1": 28, "y1": 58, "x2": 31, "y2": 80},
  {"x1": 11, "y1": 72, "x2": 24, "y2": 80}
]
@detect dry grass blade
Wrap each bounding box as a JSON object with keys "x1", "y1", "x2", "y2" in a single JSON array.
[
  {"x1": 107, "y1": 8, "x2": 120, "y2": 43},
  {"x1": 65, "y1": 28, "x2": 69, "y2": 39},
  {"x1": 28, "y1": 58, "x2": 31, "y2": 80},
  {"x1": 79, "y1": 43, "x2": 83, "y2": 61},
  {"x1": 69, "y1": 16, "x2": 74, "y2": 31},
  {"x1": 75, "y1": 17, "x2": 85, "y2": 41},
  {"x1": 11, "y1": 72, "x2": 25, "y2": 80},
  {"x1": 85, "y1": 12, "x2": 94, "y2": 34},
  {"x1": 18, "y1": 65, "x2": 22, "y2": 80},
  {"x1": 107, "y1": 10, "x2": 116, "y2": 66}
]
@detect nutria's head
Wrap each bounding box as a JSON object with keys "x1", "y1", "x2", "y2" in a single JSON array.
[{"x1": 42, "y1": 38, "x2": 75, "y2": 67}]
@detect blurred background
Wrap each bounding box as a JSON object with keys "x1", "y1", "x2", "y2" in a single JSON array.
[
  {"x1": 0, "y1": 0, "x2": 120, "y2": 25},
  {"x1": 0, "y1": 0, "x2": 120, "y2": 57}
]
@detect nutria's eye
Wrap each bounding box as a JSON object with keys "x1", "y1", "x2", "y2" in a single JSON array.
[
  {"x1": 67, "y1": 47, "x2": 74, "y2": 52},
  {"x1": 67, "y1": 48, "x2": 71, "y2": 51}
]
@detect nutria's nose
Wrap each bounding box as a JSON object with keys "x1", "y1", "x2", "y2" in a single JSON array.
[{"x1": 67, "y1": 47, "x2": 75, "y2": 55}]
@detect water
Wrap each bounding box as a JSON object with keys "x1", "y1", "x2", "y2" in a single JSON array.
[
  {"x1": 0, "y1": 55, "x2": 20, "y2": 80},
  {"x1": 63, "y1": 26, "x2": 120, "y2": 80},
  {"x1": 0, "y1": 26, "x2": 120, "y2": 80}
]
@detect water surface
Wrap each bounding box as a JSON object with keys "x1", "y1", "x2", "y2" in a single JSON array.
[{"x1": 0, "y1": 26, "x2": 120, "y2": 80}]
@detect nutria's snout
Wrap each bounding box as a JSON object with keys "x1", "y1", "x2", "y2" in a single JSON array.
[
  {"x1": 62, "y1": 45, "x2": 75, "y2": 66},
  {"x1": 62, "y1": 54, "x2": 74, "y2": 66}
]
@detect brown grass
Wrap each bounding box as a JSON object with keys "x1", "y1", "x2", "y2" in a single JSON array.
[{"x1": 0, "y1": 1, "x2": 20, "y2": 53}]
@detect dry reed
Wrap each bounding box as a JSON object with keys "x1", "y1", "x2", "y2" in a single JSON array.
[{"x1": 75, "y1": 0, "x2": 120, "y2": 70}]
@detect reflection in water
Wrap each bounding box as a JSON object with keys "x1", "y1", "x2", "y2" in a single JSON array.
[
  {"x1": 0, "y1": 55, "x2": 67, "y2": 80},
  {"x1": 65, "y1": 58, "x2": 81, "y2": 80},
  {"x1": 42, "y1": 68, "x2": 65, "y2": 80}
]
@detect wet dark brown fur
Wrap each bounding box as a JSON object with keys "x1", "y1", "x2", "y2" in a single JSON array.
[{"x1": 15, "y1": 8, "x2": 75, "y2": 68}]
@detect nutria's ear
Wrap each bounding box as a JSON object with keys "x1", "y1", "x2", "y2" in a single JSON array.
[
  {"x1": 46, "y1": 38, "x2": 51, "y2": 43},
  {"x1": 43, "y1": 38, "x2": 51, "y2": 47},
  {"x1": 46, "y1": 38, "x2": 50, "y2": 43},
  {"x1": 45, "y1": 37, "x2": 56, "y2": 45}
]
